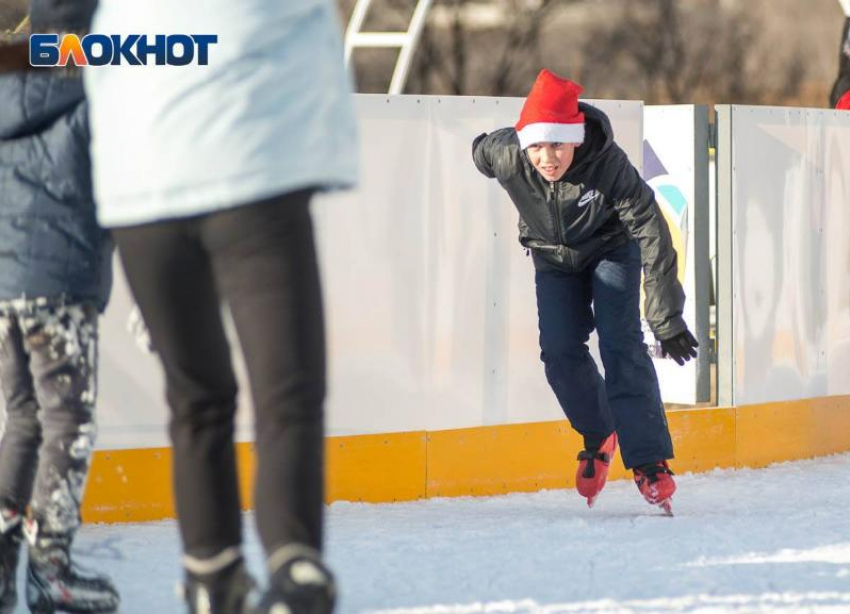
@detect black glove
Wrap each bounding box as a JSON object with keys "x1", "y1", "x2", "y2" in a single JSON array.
[{"x1": 659, "y1": 329, "x2": 698, "y2": 366}]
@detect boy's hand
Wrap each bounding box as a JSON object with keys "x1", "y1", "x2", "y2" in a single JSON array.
[{"x1": 659, "y1": 329, "x2": 698, "y2": 366}]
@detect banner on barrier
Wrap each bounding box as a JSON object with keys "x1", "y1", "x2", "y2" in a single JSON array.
[{"x1": 642, "y1": 106, "x2": 711, "y2": 404}]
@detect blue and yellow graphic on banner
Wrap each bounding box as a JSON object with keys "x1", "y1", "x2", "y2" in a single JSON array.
[{"x1": 642, "y1": 140, "x2": 688, "y2": 286}]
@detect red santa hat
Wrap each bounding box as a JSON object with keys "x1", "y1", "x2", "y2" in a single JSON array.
[
  {"x1": 837, "y1": 90, "x2": 850, "y2": 111},
  {"x1": 515, "y1": 69, "x2": 585, "y2": 149}
]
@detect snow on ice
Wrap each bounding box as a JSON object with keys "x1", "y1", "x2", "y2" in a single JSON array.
[{"x1": 13, "y1": 453, "x2": 850, "y2": 614}]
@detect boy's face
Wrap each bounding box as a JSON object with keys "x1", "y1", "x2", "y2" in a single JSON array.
[{"x1": 526, "y1": 142, "x2": 577, "y2": 182}]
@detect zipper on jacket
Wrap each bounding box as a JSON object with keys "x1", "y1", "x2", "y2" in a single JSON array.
[{"x1": 549, "y1": 182, "x2": 564, "y2": 245}]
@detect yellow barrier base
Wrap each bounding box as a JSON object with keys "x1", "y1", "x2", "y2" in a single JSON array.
[{"x1": 82, "y1": 395, "x2": 850, "y2": 523}]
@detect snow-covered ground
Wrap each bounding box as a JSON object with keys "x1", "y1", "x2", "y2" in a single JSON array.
[{"x1": 15, "y1": 454, "x2": 850, "y2": 614}]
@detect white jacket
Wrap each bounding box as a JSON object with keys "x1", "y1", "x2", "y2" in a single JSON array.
[{"x1": 84, "y1": 0, "x2": 358, "y2": 228}]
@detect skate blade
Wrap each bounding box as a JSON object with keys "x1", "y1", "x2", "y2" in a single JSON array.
[
  {"x1": 659, "y1": 499, "x2": 673, "y2": 516},
  {"x1": 586, "y1": 495, "x2": 596, "y2": 509}
]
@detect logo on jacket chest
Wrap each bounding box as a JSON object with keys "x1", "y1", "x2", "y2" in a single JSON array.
[{"x1": 577, "y1": 189, "x2": 599, "y2": 209}]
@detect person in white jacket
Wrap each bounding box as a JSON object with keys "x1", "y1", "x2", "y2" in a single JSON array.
[{"x1": 84, "y1": 1, "x2": 358, "y2": 612}]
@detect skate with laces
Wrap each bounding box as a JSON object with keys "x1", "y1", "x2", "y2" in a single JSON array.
[
  {"x1": 575, "y1": 432, "x2": 618, "y2": 508},
  {"x1": 633, "y1": 461, "x2": 676, "y2": 516}
]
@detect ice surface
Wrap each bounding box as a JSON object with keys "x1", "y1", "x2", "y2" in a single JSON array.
[{"x1": 14, "y1": 454, "x2": 850, "y2": 614}]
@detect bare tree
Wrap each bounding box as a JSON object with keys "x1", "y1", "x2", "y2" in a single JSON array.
[
  {"x1": 340, "y1": 0, "x2": 814, "y2": 105},
  {"x1": 575, "y1": 0, "x2": 804, "y2": 105},
  {"x1": 344, "y1": 0, "x2": 573, "y2": 96},
  {"x1": 409, "y1": 0, "x2": 569, "y2": 96},
  {"x1": 0, "y1": 0, "x2": 27, "y2": 33},
  {"x1": 829, "y1": 16, "x2": 850, "y2": 106}
]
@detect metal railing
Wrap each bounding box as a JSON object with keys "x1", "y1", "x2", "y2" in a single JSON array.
[{"x1": 344, "y1": 0, "x2": 433, "y2": 95}]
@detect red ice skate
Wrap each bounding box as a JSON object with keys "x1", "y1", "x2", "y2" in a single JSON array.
[
  {"x1": 633, "y1": 461, "x2": 676, "y2": 515},
  {"x1": 576, "y1": 432, "x2": 618, "y2": 508}
]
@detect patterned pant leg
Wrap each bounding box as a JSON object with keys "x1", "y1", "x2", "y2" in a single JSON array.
[
  {"x1": 0, "y1": 314, "x2": 43, "y2": 512},
  {"x1": 19, "y1": 304, "x2": 98, "y2": 534}
]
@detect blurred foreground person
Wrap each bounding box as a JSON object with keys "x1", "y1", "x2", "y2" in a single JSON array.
[
  {"x1": 84, "y1": 0, "x2": 358, "y2": 612},
  {"x1": 0, "y1": 3, "x2": 119, "y2": 613}
]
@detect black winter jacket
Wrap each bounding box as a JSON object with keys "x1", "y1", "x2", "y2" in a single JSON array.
[
  {"x1": 0, "y1": 71, "x2": 113, "y2": 311},
  {"x1": 472, "y1": 103, "x2": 685, "y2": 341}
]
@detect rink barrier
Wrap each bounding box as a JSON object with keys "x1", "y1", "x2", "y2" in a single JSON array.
[
  {"x1": 715, "y1": 105, "x2": 850, "y2": 407},
  {"x1": 81, "y1": 395, "x2": 850, "y2": 523}
]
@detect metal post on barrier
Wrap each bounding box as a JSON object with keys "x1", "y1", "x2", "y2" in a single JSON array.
[
  {"x1": 693, "y1": 105, "x2": 712, "y2": 403},
  {"x1": 714, "y1": 105, "x2": 734, "y2": 407}
]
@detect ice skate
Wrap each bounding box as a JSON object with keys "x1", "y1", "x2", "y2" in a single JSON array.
[
  {"x1": 181, "y1": 553, "x2": 257, "y2": 614},
  {"x1": 576, "y1": 432, "x2": 618, "y2": 508},
  {"x1": 633, "y1": 461, "x2": 676, "y2": 515},
  {"x1": 256, "y1": 546, "x2": 336, "y2": 614},
  {"x1": 25, "y1": 522, "x2": 120, "y2": 614},
  {"x1": 0, "y1": 509, "x2": 22, "y2": 614}
]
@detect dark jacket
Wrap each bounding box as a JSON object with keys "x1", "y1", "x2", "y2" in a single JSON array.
[
  {"x1": 472, "y1": 103, "x2": 685, "y2": 341},
  {"x1": 830, "y1": 17, "x2": 850, "y2": 108},
  {"x1": 0, "y1": 70, "x2": 112, "y2": 311}
]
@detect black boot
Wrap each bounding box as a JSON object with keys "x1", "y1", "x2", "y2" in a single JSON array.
[
  {"x1": 0, "y1": 509, "x2": 22, "y2": 614},
  {"x1": 182, "y1": 553, "x2": 256, "y2": 614},
  {"x1": 25, "y1": 522, "x2": 120, "y2": 614},
  {"x1": 256, "y1": 546, "x2": 335, "y2": 614}
]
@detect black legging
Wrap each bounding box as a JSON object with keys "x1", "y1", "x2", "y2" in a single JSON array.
[
  {"x1": 113, "y1": 190, "x2": 325, "y2": 560},
  {"x1": 830, "y1": 17, "x2": 850, "y2": 107}
]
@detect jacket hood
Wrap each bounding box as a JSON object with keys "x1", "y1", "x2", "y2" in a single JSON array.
[
  {"x1": 0, "y1": 71, "x2": 85, "y2": 139},
  {"x1": 563, "y1": 102, "x2": 615, "y2": 178}
]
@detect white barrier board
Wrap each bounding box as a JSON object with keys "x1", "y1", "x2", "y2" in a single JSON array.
[
  {"x1": 728, "y1": 106, "x2": 850, "y2": 405},
  {"x1": 2, "y1": 95, "x2": 645, "y2": 449},
  {"x1": 314, "y1": 95, "x2": 645, "y2": 436}
]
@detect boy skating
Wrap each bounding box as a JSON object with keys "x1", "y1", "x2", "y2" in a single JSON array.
[{"x1": 472, "y1": 70, "x2": 698, "y2": 512}]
